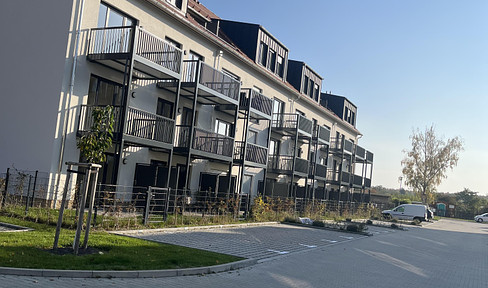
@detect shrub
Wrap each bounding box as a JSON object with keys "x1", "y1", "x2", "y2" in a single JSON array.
[
  {"x1": 312, "y1": 220, "x2": 325, "y2": 227},
  {"x1": 391, "y1": 223, "x2": 399, "y2": 229},
  {"x1": 366, "y1": 219, "x2": 373, "y2": 225}
]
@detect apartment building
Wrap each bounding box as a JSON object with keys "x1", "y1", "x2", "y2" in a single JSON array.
[{"x1": 0, "y1": 0, "x2": 373, "y2": 205}]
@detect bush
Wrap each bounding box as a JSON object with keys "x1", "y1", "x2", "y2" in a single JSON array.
[
  {"x1": 390, "y1": 223, "x2": 399, "y2": 229},
  {"x1": 283, "y1": 216, "x2": 299, "y2": 224},
  {"x1": 312, "y1": 220, "x2": 325, "y2": 227},
  {"x1": 366, "y1": 219, "x2": 373, "y2": 225}
]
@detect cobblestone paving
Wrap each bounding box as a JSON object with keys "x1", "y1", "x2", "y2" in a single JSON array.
[{"x1": 128, "y1": 224, "x2": 385, "y2": 260}]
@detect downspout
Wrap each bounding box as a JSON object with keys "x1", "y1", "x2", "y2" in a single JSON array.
[{"x1": 54, "y1": 0, "x2": 86, "y2": 208}]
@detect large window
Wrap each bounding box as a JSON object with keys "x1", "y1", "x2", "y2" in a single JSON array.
[
  {"x1": 98, "y1": 2, "x2": 133, "y2": 28},
  {"x1": 87, "y1": 75, "x2": 123, "y2": 106},
  {"x1": 165, "y1": 37, "x2": 182, "y2": 49},
  {"x1": 303, "y1": 75, "x2": 309, "y2": 95}
]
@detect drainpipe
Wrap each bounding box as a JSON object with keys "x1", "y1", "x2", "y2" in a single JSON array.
[{"x1": 54, "y1": 0, "x2": 86, "y2": 208}]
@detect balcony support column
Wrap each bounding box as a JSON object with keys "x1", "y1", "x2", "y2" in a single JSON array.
[
  {"x1": 117, "y1": 26, "x2": 137, "y2": 185},
  {"x1": 226, "y1": 103, "x2": 239, "y2": 199},
  {"x1": 165, "y1": 79, "x2": 182, "y2": 190},
  {"x1": 184, "y1": 63, "x2": 201, "y2": 191},
  {"x1": 238, "y1": 101, "x2": 251, "y2": 198}
]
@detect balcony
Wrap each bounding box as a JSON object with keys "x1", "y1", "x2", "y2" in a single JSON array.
[
  {"x1": 313, "y1": 126, "x2": 330, "y2": 144},
  {"x1": 364, "y1": 177, "x2": 372, "y2": 188},
  {"x1": 326, "y1": 169, "x2": 351, "y2": 186},
  {"x1": 124, "y1": 107, "x2": 175, "y2": 149},
  {"x1": 234, "y1": 141, "x2": 268, "y2": 167},
  {"x1": 78, "y1": 105, "x2": 122, "y2": 136},
  {"x1": 366, "y1": 151, "x2": 374, "y2": 163},
  {"x1": 309, "y1": 163, "x2": 327, "y2": 181},
  {"x1": 268, "y1": 155, "x2": 309, "y2": 177},
  {"x1": 174, "y1": 126, "x2": 234, "y2": 161},
  {"x1": 352, "y1": 174, "x2": 363, "y2": 188},
  {"x1": 330, "y1": 138, "x2": 354, "y2": 155},
  {"x1": 239, "y1": 89, "x2": 273, "y2": 120},
  {"x1": 87, "y1": 26, "x2": 183, "y2": 80},
  {"x1": 78, "y1": 105, "x2": 174, "y2": 150},
  {"x1": 272, "y1": 113, "x2": 313, "y2": 137},
  {"x1": 355, "y1": 145, "x2": 366, "y2": 160},
  {"x1": 161, "y1": 60, "x2": 240, "y2": 105}
]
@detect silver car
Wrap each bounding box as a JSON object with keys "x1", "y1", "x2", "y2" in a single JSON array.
[{"x1": 474, "y1": 213, "x2": 488, "y2": 223}]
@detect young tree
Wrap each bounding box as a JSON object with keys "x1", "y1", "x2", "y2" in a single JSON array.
[
  {"x1": 401, "y1": 125, "x2": 463, "y2": 204},
  {"x1": 77, "y1": 106, "x2": 115, "y2": 164}
]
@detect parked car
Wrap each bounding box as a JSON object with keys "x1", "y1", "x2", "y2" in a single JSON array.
[
  {"x1": 382, "y1": 204, "x2": 428, "y2": 222},
  {"x1": 474, "y1": 213, "x2": 488, "y2": 223}
]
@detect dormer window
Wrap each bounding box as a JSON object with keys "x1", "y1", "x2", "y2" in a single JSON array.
[
  {"x1": 166, "y1": 0, "x2": 183, "y2": 9},
  {"x1": 259, "y1": 42, "x2": 268, "y2": 67},
  {"x1": 269, "y1": 50, "x2": 276, "y2": 73},
  {"x1": 277, "y1": 55, "x2": 284, "y2": 77}
]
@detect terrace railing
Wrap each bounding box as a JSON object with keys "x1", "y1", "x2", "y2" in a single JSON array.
[
  {"x1": 88, "y1": 26, "x2": 182, "y2": 74},
  {"x1": 234, "y1": 142, "x2": 268, "y2": 165},
  {"x1": 125, "y1": 107, "x2": 175, "y2": 144},
  {"x1": 268, "y1": 155, "x2": 309, "y2": 175},
  {"x1": 239, "y1": 90, "x2": 273, "y2": 117},
  {"x1": 182, "y1": 60, "x2": 240, "y2": 101},
  {"x1": 272, "y1": 113, "x2": 313, "y2": 135},
  {"x1": 78, "y1": 105, "x2": 122, "y2": 134}
]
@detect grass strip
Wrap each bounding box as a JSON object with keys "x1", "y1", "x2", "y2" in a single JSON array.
[{"x1": 0, "y1": 216, "x2": 242, "y2": 270}]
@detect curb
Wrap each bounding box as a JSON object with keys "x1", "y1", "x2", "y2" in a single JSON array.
[{"x1": 0, "y1": 258, "x2": 257, "y2": 278}]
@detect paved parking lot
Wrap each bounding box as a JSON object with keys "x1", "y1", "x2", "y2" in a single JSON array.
[
  {"x1": 125, "y1": 223, "x2": 390, "y2": 261},
  {"x1": 1, "y1": 219, "x2": 487, "y2": 288}
]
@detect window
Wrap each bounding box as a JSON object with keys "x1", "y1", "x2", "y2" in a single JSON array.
[
  {"x1": 394, "y1": 206, "x2": 405, "y2": 213},
  {"x1": 98, "y1": 2, "x2": 133, "y2": 28},
  {"x1": 268, "y1": 50, "x2": 276, "y2": 72},
  {"x1": 276, "y1": 55, "x2": 284, "y2": 77},
  {"x1": 303, "y1": 76, "x2": 309, "y2": 95},
  {"x1": 87, "y1": 75, "x2": 123, "y2": 106},
  {"x1": 165, "y1": 37, "x2": 182, "y2": 49},
  {"x1": 252, "y1": 86, "x2": 262, "y2": 94},
  {"x1": 313, "y1": 83, "x2": 320, "y2": 101},
  {"x1": 215, "y1": 119, "x2": 231, "y2": 136},
  {"x1": 296, "y1": 109, "x2": 305, "y2": 116},
  {"x1": 166, "y1": 0, "x2": 183, "y2": 9},
  {"x1": 156, "y1": 98, "x2": 173, "y2": 119},
  {"x1": 308, "y1": 80, "x2": 315, "y2": 97},
  {"x1": 272, "y1": 98, "x2": 284, "y2": 124},
  {"x1": 185, "y1": 51, "x2": 204, "y2": 82},
  {"x1": 259, "y1": 42, "x2": 268, "y2": 67}
]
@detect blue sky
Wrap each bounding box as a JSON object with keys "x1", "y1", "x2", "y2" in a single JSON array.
[{"x1": 201, "y1": 0, "x2": 488, "y2": 195}]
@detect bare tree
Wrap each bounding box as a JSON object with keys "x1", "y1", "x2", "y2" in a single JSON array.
[{"x1": 401, "y1": 125, "x2": 463, "y2": 204}]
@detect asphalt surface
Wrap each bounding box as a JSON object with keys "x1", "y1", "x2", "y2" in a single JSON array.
[{"x1": 1, "y1": 219, "x2": 487, "y2": 287}]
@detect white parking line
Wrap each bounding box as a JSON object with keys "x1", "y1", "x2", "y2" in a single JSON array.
[
  {"x1": 298, "y1": 243, "x2": 317, "y2": 248},
  {"x1": 321, "y1": 239, "x2": 338, "y2": 243},
  {"x1": 267, "y1": 249, "x2": 289, "y2": 254},
  {"x1": 339, "y1": 236, "x2": 355, "y2": 240}
]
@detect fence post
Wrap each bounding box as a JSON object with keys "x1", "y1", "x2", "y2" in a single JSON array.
[
  {"x1": 25, "y1": 175, "x2": 32, "y2": 215},
  {"x1": 164, "y1": 188, "x2": 170, "y2": 221},
  {"x1": 31, "y1": 170, "x2": 38, "y2": 208},
  {"x1": 143, "y1": 187, "x2": 152, "y2": 225},
  {"x1": 1, "y1": 168, "x2": 9, "y2": 208}
]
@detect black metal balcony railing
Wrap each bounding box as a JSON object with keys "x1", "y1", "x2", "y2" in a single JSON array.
[
  {"x1": 364, "y1": 178, "x2": 372, "y2": 188},
  {"x1": 239, "y1": 90, "x2": 273, "y2": 117},
  {"x1": 78, "y1": 105, "x2": 122, "y2": 134},
  {"x1": 366, "y1": 151, "x2": 374, "y2": 162},
  {"x1": 174, "y1": 126, "x2": 233, "y2": 157},
  {"x1": 182, "y1": 60, "x2": 240, "y2": 101},
  {"x1": 330, "y1": 138, "x2": 354, "y2": 154},
  {"x1": 88, "y1": 26, "x2": 182, "y2": 74},
  {"x1": 355, "y1": 145, "x2": 366, "y2": 159},
  {"x1": 125, "y1": 107, "x2": 175, "y2": 144},
  {"x1": 353, "y1": 174, "x2": 363, "y2": 186},
  {"x1": 309, "y1": 163, "x2": 327, "y2": 179},
  {"x1": 234, "y1": 141, "x2": 268, "y2": 165},
  {"x1": 88, "y1": 26, "x2": 132, "y2": 55},
  {"x1": 272, "y1": 113, "x2": 313, "y2": 135},
  {"x1": 344, "y1": 139, "x2": 354, "y2": 154},
  {"x1": 135, "y1": 28, "x2": 182, "y2": 74},
  {"x1": 314, "y1": 126, "x2": 331, "y2": 143},
  {"x1": 268, "y1": 155, "x2": 309, "y2": 175}
]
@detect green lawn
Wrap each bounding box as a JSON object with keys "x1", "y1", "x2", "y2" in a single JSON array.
[{"x1": 0, "y1": 216, "x2": 242, "y2": 270}]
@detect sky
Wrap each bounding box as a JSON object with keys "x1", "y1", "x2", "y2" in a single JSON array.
[{"x1": 201, "y1": 0, "x2": 488, "y2": 195}]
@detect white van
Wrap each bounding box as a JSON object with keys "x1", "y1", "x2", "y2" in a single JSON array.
[{"x1": 382, "y1": 204, "x2": 428, "y2": 221}]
